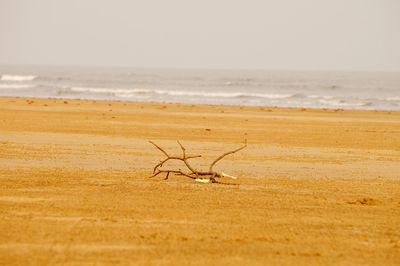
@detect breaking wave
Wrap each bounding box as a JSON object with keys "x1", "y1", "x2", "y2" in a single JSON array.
[
  {"x1": 68, "y1": 86, "x2": 301, "y2": 99},
  {"x1": 69, "y1": 87, "x2": 151, "y2": 95},
  {"x1": 317, "y1": 99, "x2": 372, "y2": 107},
  {"x1": 385, "y1": 97, "x2": 400, "y2": 102},
  {"x1": 0, "y1": 75, "x2": 37, "y2": 81},
  {"x1": 0, "y1": 84, "x2": 36, "y2": 89}
]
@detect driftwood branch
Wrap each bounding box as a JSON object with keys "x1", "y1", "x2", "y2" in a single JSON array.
[
  {"x1": 149, "y1": 140, "x2": 247, "y2": 183},
  {"x1": 209, "y1": 139, "x2": 247, "y2": 172}
]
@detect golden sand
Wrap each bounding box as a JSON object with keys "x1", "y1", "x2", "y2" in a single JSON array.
[{"x1": 0, "y1": 96, "x2": 399, "y2": 265}]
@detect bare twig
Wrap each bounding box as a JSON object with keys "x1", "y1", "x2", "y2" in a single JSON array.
[
  {"x1": 149, "y1": 141, "x2": 169, "y2": 157},
  {"x1": 209, "y1": 139, "x2": 247, "y2": 172},
  {"x1": 149, "y1": 140, "x2": 247, "y2": 183}
]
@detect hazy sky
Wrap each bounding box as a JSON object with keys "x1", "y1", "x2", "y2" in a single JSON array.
[{"x1": 1, "y1": 0, "x2": 399, "y2": 71}]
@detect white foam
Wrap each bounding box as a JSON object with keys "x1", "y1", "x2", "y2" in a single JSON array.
[
  {"x1": 308, "y1": 95, "x2": 334, "y2": 99},
  {"x1": 68, "y1": 86, "x2": 296, "y2": 100},
  {"x1": 318, "y1": 99, "x2": 370, "y2": 107},
  {"x1": 0, "y1": 84, "x2": 36, "y2": 89},
  {"x1": 385, "y1": 97, "x2": 400, "y2": 101},
  {"x1": 70, "y1": 87, "x2": 152, "y2": 94},
  {"x1": 153, "y1": 90, "x2": 295, "y2": 99},
  {"x1": 1, "y1": 75, "x2": 37, "y2": 81}
]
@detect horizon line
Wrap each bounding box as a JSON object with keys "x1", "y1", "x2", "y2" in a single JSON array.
[{"x1": 1, "y1": 63, "x2": 400, "y2": 73}]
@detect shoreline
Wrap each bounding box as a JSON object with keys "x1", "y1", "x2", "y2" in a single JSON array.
[
  {"x1": 1, "y1": 96, "x2": 399, "y2": 265},
  {"x1": 1, "y1": 95, "x2": 399, "y2": 114}
]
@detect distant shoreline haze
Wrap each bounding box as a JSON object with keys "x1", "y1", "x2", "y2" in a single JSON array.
[{"x1": 0, "y1": 1, "x2": 399, "y2": 72}]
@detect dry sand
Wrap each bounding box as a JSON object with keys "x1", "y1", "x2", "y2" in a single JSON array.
[{"x1": 0, "y1": 96, "x2": 399, "y2": 265}]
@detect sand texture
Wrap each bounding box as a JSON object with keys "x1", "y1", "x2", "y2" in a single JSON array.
[{"x1": 1, "y1": 96, "x2": 400, "y2": 265}]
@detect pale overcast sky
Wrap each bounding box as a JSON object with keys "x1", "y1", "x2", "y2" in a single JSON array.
[{"x1": 1, "y1": 0, "x2": 399, "y2": 71}]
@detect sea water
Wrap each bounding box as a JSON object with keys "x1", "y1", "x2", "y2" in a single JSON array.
[{"x1": 0, "y1": 65, "x2": 399, "y2": 110}]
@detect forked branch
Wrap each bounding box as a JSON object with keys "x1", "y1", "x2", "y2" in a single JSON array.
[{"x1": 149, "y1": 140, "x2": 247, "y2": 183}]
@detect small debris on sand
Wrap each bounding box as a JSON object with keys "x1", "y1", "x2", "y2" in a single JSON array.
[{"x1": 347, "y1": 198, "x2": 377, "y2": 205}]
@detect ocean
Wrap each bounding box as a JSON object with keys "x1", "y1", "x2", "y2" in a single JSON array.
[{"x1": 1, "y1": 65, "x2": 399, "y2": 110}]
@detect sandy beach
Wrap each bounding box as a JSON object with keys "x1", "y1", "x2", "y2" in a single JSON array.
[{"x1": 0, "y1": 96, "x2": 399, "y2": 265}]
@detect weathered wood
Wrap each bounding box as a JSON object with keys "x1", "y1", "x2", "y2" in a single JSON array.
[{"x1": 149, "y1": 140, "x2": 247, "y2": 183}]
